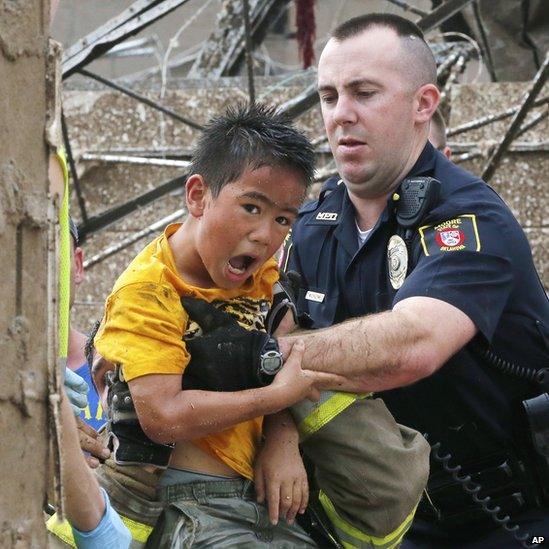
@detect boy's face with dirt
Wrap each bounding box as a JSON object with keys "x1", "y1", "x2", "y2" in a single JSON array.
[{"x1": 186, "y1": 164, "x2": 306, "y2": 290}]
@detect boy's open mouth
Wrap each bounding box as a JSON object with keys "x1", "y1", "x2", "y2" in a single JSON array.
[{"x1": 227, "y1": 254, "x2": 256, "y2": 275}]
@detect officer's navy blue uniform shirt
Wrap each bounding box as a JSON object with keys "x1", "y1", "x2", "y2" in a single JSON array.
[{"x1": 288, "y1": 142, "x2": 549, "y2": 467}]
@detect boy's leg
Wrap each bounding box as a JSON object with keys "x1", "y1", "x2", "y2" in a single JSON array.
[
  {"x1": 293, "y1": 393, "x2": 430, "y2": 548},
  {"x1": 149, "y1": 475, "x2": 318, "y2": 548}
]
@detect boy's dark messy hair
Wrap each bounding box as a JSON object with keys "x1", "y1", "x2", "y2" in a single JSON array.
[{"x1": 189, "y1": 103, "x2": 315, "y2": 196}]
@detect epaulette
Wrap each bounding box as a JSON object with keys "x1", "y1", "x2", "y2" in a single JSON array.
[{"x1": 298, "y1": 176, "x2": 342, "y2": 217}]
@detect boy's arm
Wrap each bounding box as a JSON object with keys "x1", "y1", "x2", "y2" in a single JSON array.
[
  {"x1": 129, "y1": 341, "x2": 318, "y2": 444},
  {"x1": 255, "y1": 410, "x2": 307, "y2": 526}
]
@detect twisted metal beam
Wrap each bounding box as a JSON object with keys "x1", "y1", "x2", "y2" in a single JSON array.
[
  {"x1": 417, "y1": 0, "x2": 473, "y2": 32},
  {"x1": 84, "y1": 209, "x2": 186, "y2": 269},
  {"x1": 81, "y1": 153, "x2": 190, "y2": 168},
  {"x1": 482, "y1": 53, "x2": 549, "y2": 181},
  {"x1": 78, "y1": 69, "x2": 204, "y2": 131},
  {"x1": 78, "y1": 174, "x2": 187, "y2": 241},
  {"x1": 242, "y1": 0, "x2": 256, "y2": 104},
  {"x1": 61, "y1": 111, "x2": 88, "y2": 223},
  {"x1": 448, "y1": 96, "x2": 548, "y2": 137},
  {"x1": 62, "y1": 0, "x2": 192, "y2": 77},
  {"x1": 384, "y1": 0, "x2": 427, "y2": 17}
]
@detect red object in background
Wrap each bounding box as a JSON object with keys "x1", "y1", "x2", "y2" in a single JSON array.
[{"x1": 295, "y1": 0, "x2": 316, "y2": 69}]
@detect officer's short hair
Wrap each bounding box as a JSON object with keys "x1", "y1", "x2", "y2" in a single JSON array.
[
  {"x1": 331, "y1": 13, "x2": 437, "y2": 88},
  {"x1": 189, "y1": 103, "x2": 315, "y2": 197},
  {"x1": 430, "y1": 109, "x2": 447, "y2": 150}
]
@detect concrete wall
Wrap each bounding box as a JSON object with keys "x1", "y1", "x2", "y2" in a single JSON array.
[
  {"x1": 64, "y1": 79, "x2": 549, "y2": 333},
  {"x1": 0, "y1": 2, "x2": 51, "y2": 546}
]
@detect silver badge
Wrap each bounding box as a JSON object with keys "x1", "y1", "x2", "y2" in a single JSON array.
[{"x1": 387, "y1": 235, "x2": 408, "y2": 290}]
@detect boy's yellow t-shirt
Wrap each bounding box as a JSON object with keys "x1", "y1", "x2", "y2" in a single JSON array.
[{"x1": 94, "y1": 223, "x2": 279, "y2": 480}]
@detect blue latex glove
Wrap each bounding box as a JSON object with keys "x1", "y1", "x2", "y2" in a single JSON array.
[
  {"x1": 64, "y1": 367, "x2": 89, "y2": 416},
  {"x1": 72, "y1": 488, "x2": 131, "y2": 549}
]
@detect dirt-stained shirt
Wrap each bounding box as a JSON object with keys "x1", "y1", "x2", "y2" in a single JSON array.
[{"x1": 95, "y1": 223, "x2": 279, "y2": 479}]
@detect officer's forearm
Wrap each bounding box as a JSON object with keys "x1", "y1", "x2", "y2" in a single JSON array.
[
  {"x1": 280, "y1": 310, "x2": 418, "y2": 391},
  {"x1": 279, "y1": 297, "x2": 476, "y2": 392}
]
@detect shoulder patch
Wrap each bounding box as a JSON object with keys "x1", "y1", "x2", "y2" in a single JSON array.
[{"x1": 418, "y1": 214, "x2": 481, "y2": 256}]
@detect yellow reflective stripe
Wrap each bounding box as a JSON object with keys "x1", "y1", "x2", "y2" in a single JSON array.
[
  {"x1": 319, "y1": 491, "x2": 418, "y2": 549},
  {"x1": 46, "y1": 511, "x2": 153, "y2": 545},
  {"x1": 46, "y1": 514, "x2": 76, "y2": 547},
  {"x1": 297, "y1": 392, "x2": 371, "y2": 439},
  {"x1": 56, "y1": 147, "x2": 71, "y2": 360},
  {"x1": 120, "y1": 514, "x2": 153, "y2": 543}
]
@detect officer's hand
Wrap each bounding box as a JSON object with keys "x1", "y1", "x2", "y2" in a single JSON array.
[
  {"x1": 76, "y1": 417, "x2": 110, "y2": 468},
  {"x1": 272, "y1": 340, "x2": 320, "y2": 404},
  {"x1": 64, "y1": 367, "x2": 89, "y2": 416},
  {"x1": 181, "y1": 297, "x2": 271, "y2": 392}
]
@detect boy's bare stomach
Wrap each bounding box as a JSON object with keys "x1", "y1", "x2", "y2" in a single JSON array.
[{"x1": 170, "y1": 440, "x2": 240, "y2": 477}]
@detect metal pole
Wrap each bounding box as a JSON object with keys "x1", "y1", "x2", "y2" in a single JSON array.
[
  {"x1": 61, "y1": 111, "x2": 89, "y2": 223},
  {"x1": 62, "y1": 0, "x2": 192, "y2": 77},
  {"x1": 384, "y1": 0, "x2": 427, "y2": 17},
  {"x1": 514, "y1": 109, "x2": 548, "y2": 140},
  {"x1": 447, "y1": 96, "x2": 548, "y2": 137},
  {"x1": 84, "y1": 209, "x2": 186, "y2": 269},
  {"x1": 81, "y1": 153, "x2": 190, "y2": 168},
  {"x1": 78, "y1": 68, "x2": 204, "y2": 131},
  {"x1": 417, "y1": 0, "x2": 474, "y2": 32},
  {"x1": 243, "y1": 0, "x2": 256, "y2": 104},
  {"x1": 482, "y1": 53, "x2": 549, "y2": 181},
  {"x1": 78, "y1": 174, "x2": 186, "y2": 240}
]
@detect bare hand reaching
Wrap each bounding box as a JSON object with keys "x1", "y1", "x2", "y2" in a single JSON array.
[
  {"x1": 76, "y1": 417, "x2": 110, "y2": 468},
  {"x1": 272, "y1": 340, "x2": 320, "y2": 404}
]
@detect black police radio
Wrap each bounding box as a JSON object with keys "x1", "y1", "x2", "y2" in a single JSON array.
[{"x1": 395, "y1": 176, "x2": 441, "y2": 229}]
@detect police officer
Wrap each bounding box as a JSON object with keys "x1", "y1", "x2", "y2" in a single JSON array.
[{"x1": 278, "y1": 13, "x2": 549, "y2": 548}]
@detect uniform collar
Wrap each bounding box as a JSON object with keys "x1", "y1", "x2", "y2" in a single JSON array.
[
  {"x1": 310, "y1": 142, "x2": 436, "y2": 257},
  {"x1": 334, "y1": 187, "x2": 394, "y2": 258},
  {"x1": 406, "y1": 141, "x2": 437, "y2": 178}
]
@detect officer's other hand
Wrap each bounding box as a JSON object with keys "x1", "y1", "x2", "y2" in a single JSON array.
[
  {"x1": 272, "y1": 340, "x2": 320, "y2": 403},
  {"x1": 64, "y1": 367, "x2": 89, "y2": 416},
  {"x1": 76, "y1": 417, "x2": 110, "y2": 468},
  {"x1": 254, "y1": 418, "x2": 308, "y2": 526}
]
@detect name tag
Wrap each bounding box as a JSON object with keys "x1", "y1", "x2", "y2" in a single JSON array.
[
  {"x1": 305, "y1": 290, "x2": 325, "y2": 303},
  {"x1": 316, "y1": 212, "x2": 338, "y2": 221}
]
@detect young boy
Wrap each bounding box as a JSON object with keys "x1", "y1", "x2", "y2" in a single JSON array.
[{"x1": 93, "y1": 104, "x2": 322, "y2": 547}]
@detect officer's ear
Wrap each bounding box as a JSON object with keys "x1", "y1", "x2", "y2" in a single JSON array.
[
  {"x1": 185, "y1": 174, "x2": 210, "y2": 219},
  {"x1": 414, "y1": 83, "x2": 440, "y2": 125}
]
